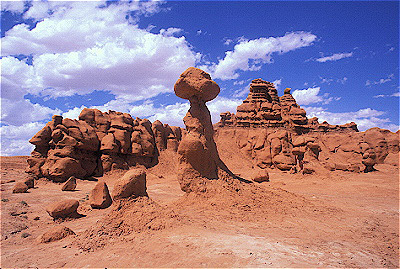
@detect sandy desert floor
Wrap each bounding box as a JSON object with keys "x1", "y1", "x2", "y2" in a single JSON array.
[{"x1": 1, "y1": 152, "x2": 399, "y2": 268}]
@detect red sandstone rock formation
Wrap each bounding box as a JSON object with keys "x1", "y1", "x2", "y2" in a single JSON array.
[
  {"x1": 174, "y1": 67, "x2": 234, "y2": 192},
  {"x1": 26, "y1": 110, "x2": 183, "y2": 182},
  {"x1": 216, "y1": 79, "x2": 399, "y2": 173}
]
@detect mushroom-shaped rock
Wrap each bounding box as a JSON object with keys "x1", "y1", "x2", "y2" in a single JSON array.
[
  {"x1": 112, "y1": 168, "x2": 147, "y2": 199},
  {"x1": 61, "y1": 176, "x2": 77, "y2": 191},
  {"x1": 37, "y1": 225, "x2": 75, "y2": 243},
  {"x1": 12, "y1": 182, "x2": 29, "y2": 193},
  {"x1": 174, "y1": 67, "x2": 220, "y2": 102},
  {"x1": 252, "y1": 170, "x2": 270, "y2": 183},
  {"x1": 174, "y1": 68, "x2": 234, "y2": 193},
  {"x1": 90, "y1": 181, "x2": 112, "y2": 209},
  {"x1": 46, "y1": 199, "x2": 79, "y2": 219}
]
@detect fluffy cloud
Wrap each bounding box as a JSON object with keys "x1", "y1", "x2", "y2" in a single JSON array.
[
  {"x1": 292, "y1": 87, "x2": 337, "y2": 105},
  {"x1": 2, "y1": 1, "x2": 199, "y2": 101},
  {"x1": 1, "y1": 97, "x2": 61, "y2": 126},
  {"x1": 304, "y1": 106, "x2": 399, "y2": 132},
  {"x1": 315, "y1": 52, "x2": 353, "y2": 63},
  {"x1": 1, "y1": 1, "x2": 26, "y2": 13},
  {"x1": 0, "y1": 122, "x2": 44, "y2": 156},
  {"x1": 199, "y1": 32, "x2": 317, "y2": 80},
  {"x1": 0, "y1": 1, "x2": 200, "y2": 155},
  {"x1": 159, "y1": 27, "x2": 183, "y2": 37},
  {"x1": 365, "y1": 74, "x2": 394, "y2": 86}
]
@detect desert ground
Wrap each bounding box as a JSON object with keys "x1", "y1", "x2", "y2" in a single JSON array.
[{"x1": 1, "y1": 150, "x2": 398, "y2": 268}]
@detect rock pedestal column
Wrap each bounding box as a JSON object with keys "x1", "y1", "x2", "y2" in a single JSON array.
[{"x1": 174, "y1": 67, "x2": 232, "y2": 192}]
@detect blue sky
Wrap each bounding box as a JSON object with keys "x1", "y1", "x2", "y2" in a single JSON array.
[{"x1": 1, "y1": 0, "x2": 399, "y2": 156}]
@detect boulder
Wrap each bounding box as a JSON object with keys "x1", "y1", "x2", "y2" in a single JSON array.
[
  {"x1": 37, "y1": 225, "x2": 75, "y2": 243},
  {"x1": 12, "y1": 182, "x2": 28, "y2": 193},
  {"x1": 61, "y1": 176, "x2": 77, "y2": 191},
  {"x1": 252, "y1": 170, "x2": 270, "y2": 183},
  {"x1": 174, "y1": 67, "x2": 220, "y2": 102},
  {"x1": 112, "y1": 168, "x2": 147, "y2": 199},
  {"x1": 90, "y1": 181, "x2": 112, "y2": 209},
  {"x1": 46, "y1": 199, "x2": 79, "y2": 219},
  {"x1": 23, "y1": 176, "x2": 35, "y2": 189},
  {"x1": 273, "y1": 154, "x2": 295, "y2": 171}
]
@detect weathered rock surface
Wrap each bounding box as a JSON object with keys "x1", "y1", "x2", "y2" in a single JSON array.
[
  {"x1": 216, "y1": 79, "x2": 399, "y2": 173},
  {"x1": 252, "y1": 170, "x2": 270, "y2": 183},
  {"x1": 175, "y1": 67, "x2": 234, "y2": 192},
  {"x1": 27, "y1": 110, "x2": 182, "y2": 182},
  {"x1": 112, "y1": 168, "x2": 147, "y2": 199},
  {"x1": 12, "y1": 182, "x2": 28, "y2": 193},
  {"x1": 174, "y1": 67, "x2": 220, "y2": 102},
  {"x1": 46, "y1": 199, "x2": 79, "y2": 219},
  {"x1": 23, "y1": 176, "x2": 35, "y2": 189},
  {"x1": 89, "y1": 181, "x2": 112, "y2": 209},
  {"x1": 61, "y1": 176, "x2": 77, "y2": 191},
  {"x1": 37, "y1": 225, "x2": 75, "y2": 243}
]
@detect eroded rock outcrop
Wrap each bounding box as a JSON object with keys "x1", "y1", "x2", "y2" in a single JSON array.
[
  {"x1": 216, "y1": 79, "x2": 399, "y2": 173},
  {"x1": 175, "y1": 67, "x2": 234, "y2": 192},
  {"x1": 26, "y1": 110, "x2": 182, "y2": 182}
]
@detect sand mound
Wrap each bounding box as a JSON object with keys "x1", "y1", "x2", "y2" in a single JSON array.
[{"x1": 75, "y1": 196, "x2": 180, "y2": 251}]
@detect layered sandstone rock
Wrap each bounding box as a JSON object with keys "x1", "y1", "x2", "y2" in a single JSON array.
[
  {"x1": 219, "y1": 79, "x2": 358, "y2": 133},
  {"x1": 26, "y1": 109, "x2": 182, "y2": 182},
  {"x1": 216, "y1": 79, "x2": 399, "y2": 173},
  {"x1": 175, "y1": 67, "x2": 234, "y2": 192}
]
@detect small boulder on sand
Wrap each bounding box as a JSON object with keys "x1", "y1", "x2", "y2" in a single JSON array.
[
  {"x1": 23, "y1": 176, "x2": 35, "y2": 189},
  {"x1": 89, "y1": 181, "x2": 112, "y2": 209},
  {"x1": 12, "y1": 182, "x2": 28, "y2": 193},
  {"x1": 37, "y1": 225, "x2": 75, "y2": 243},
  {"x1": 252, "y1": 170, "x2": 270, "y2": 183},
  {"x1": 112, "y1": 168, "x2": 147, "y2": 199},
  {"x1": 46, "y1": 199, "x2": 79, "y2": 219},
  {"x1": 61, "y1": 176, "x2": 77, "y2": 191}
]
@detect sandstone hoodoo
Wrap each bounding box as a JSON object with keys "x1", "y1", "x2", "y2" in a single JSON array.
[
  {"x1": 25, "y1": 73, "x2": 399, "y2": 182},
  {"x1": 26, "y1": 110, "x2": 183, "y2": 182},
  {"x1": 174, "y1": 67, "x2": 235, "y2": 192},
  {"x1": 215, "y1": 79, "x2": 399, "y2": 174}
]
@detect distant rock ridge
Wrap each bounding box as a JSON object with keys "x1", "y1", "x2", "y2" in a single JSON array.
[
  {"x1": 215, "y1": 79, "x2": 399, "y2": 173},
  {"x1": 26, "y1": 109, "x2": 183, "y2": 182},
  {"x1": 218, "y1": 78, "x2": 358, "y2": 133}
]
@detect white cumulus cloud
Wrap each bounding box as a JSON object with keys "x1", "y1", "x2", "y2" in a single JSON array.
[
  {"x1": 0, "y1": 122, "x2": 44, "y2": 156},
  {"x1": 292, "y1": 87, "x2": 335, "y2": 105},
  {"x1": 304, "y1": 106, "x2": 399, "y2": 132},
  {"x1": 199, "y1": 31, "x2": 317, "y2": 80}
]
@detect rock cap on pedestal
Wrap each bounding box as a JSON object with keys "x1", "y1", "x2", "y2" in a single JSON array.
[{"x1": 174, "y1": 67, "x2": 220, "y2": 102}]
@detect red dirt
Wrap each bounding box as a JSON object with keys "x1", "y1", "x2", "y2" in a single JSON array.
[{"x1": 1, "y1": 153, "x2": 398, "y2": 267}]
